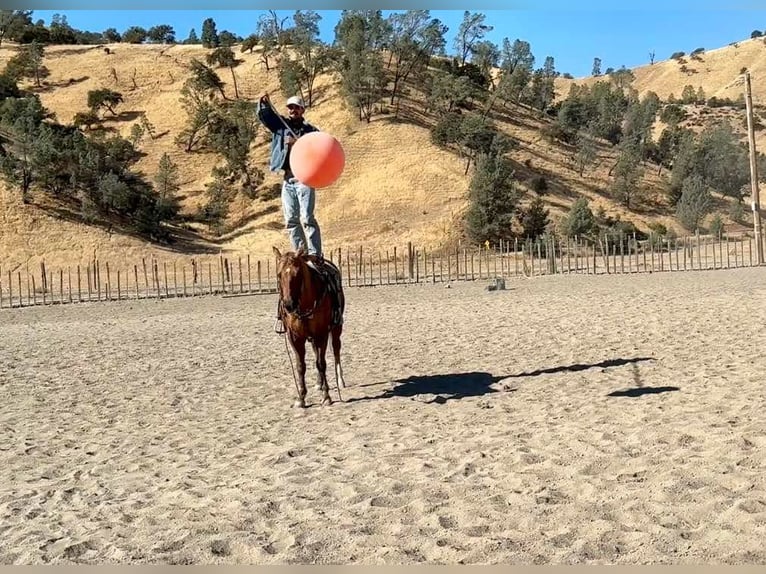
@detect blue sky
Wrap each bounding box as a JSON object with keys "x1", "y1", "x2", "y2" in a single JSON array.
[{"x1": 30, "y1": 9, "x2": 766, "y2": 78}]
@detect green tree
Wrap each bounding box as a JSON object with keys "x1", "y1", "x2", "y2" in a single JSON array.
[
  {"x1": 565, "y1": 197, "x2": 597, "y2": 237},
  {"x1": 206, "y1": 100, "x2": 263, "y2": 194},
  {"x1": 676, "y1": 174, "x2": 712, "y2": 231},
  {"x1": 333, "y1": 10, "x2": 387, "y2": 121},
  {"x1": 147, "y1": 24, "x2": 175, "y2": 44},
  {"x1": 199, "y1": 175, "x2": 234, "y2": 235},
  {"x1": 5, "y1": 41, "x2": 48, "y2": 87},
  {"x1": 201, "y1": 17, "x2": 219, "y2": 48},
  {"x1": 175, "y1": 80, "x2": 215, "y2": 152},
  {"x1": 592, "y1": 57, "x2": 602, "y2": 76},
  {"x1": 103, "y1": 27, "x2": 121, "y2": 42},
  {"x1": 240, "y1": 33, "x2": 259, "y2": 53},
  {"x1": 188, "y1": 58, "x2": 227, "y2": 99},
  {"x1": 281, "y1": 10, "x2": 332, "y2": 106},
  {"x1": 256, "y1": 13, "x2": 280, "y2": 71},
  {"x1": 184, "y1": 28, "x2": 200, "y2": 44},
  {"x1": 496, "y1": 38, "x2": 534, "y2": 105},
  {"x1": 454, "y1": 11, "x2": 492, "y2": 67},
  {"x1": 122, "y1": 26, "x2": 147, "y2": 44},
  {"x1": 471, "y1": 40, "x2": 500, "y2": 87},
  {"x1": 519, "y1": 196, "x2": 550, "y2": 239},
  {"x1": 0, "y1": 96, "x2": 46, "y2": 203},
  {"x1": 464, "y1": 151, "x2": 519, "y2": 244},
  {"x1": 385, "y1": 10, "x2": 447, "y2": 107},
  {"x1": 610, "y1": 141, "x2": 643, "y2": 210},
  {"x1": 206, "y1": 46, "x2": 242, "y2": 99},
  {"x1": 87, "y1": 88, "x2": 124, "y2": 117},
  {"x1": 0, "y1": 11, "x2": 32, "y2": 47},
  {"x1": 218, "y1": 30, "x2": 239, "y2": 47},
  {"x1": 574, "y1": 130, "x2": 597, "y2": 176},
  {"x1": 154, "y1": 152, "x2": 181, "y2": 221}
]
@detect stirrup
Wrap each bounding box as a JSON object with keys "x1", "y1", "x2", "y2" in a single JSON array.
[{"x1": 274, "y1": 317, "x2": 286, "y2": 334}]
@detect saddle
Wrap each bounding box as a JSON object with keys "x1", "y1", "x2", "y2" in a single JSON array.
[{"x1": 305, "y1": 255, "x2": 344, "y2": 327}]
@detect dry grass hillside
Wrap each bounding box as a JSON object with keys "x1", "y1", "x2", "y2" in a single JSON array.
[
  {"x1": 555, "y1": 35, "x2": 766, "y2": 149},
  {"x1": 1, "y1": 34, "x2": 764, "y2": 271}
]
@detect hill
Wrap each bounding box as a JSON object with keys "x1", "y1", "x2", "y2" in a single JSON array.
[{"x1": 1, "y1": 33, "x2": 764, "y2": 272}]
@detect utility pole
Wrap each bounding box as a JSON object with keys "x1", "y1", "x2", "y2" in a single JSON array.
[{"x1": 744, "y1": 71, "x2": 764, "y2": 265}]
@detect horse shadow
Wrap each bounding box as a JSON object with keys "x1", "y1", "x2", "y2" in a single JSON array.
[
  {"x1": 348, "y1": 371, "x2": 510, "y2": 405},
  {"x1": 347, "y1": 357, "x2": 674, "y2": 405}
]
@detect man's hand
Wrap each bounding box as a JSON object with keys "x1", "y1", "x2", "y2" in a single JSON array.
[
  {"x1": 286, "y1": 134, "x2": 297, "y2": 146},
  {"x1": 260, "y1": 93, "x2": 270, "y2": 105}
]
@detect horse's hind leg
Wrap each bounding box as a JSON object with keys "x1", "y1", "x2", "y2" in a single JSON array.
[
  {"x1": 312, "y1": 335, "x2": 332, "y2": 406},
  {"x1": 331, "y1": 325, "x2": 346, "y2": 388}
]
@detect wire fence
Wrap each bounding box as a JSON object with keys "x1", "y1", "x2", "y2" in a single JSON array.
[{"x1": 1, "y1": 231, "x2": 764, "y2": 310}]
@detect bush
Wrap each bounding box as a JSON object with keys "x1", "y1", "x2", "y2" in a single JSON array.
[
  {"x1": 531, "y1": 175, "x2": 548, "y2": 194},
  {"x1": 565, "y1": 197, "x2": 597, "y2": 237},
  {"x1": 709, "y1": 213, "x2": 724, "y2": 237},
  {"x1": 670, "y1": 51, "x2": 685, "y2": 60}
]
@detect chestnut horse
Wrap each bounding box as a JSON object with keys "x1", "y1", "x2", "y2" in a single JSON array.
[{"x1": 273, "y1": 246, "x2": 346, "y2": 408}]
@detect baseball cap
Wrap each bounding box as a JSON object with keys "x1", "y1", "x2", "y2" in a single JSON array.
[{"x1": 286, "y1": 96, "x2": 305, "y2": 108}]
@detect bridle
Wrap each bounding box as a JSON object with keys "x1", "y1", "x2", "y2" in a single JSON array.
[{"x1": 277, "y1": 257, "x2": 327, "y2": 322}]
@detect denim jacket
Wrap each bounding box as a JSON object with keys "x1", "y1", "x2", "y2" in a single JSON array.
[{"x1": 257, "y1": 100, "x2": 319, "y2": 174}]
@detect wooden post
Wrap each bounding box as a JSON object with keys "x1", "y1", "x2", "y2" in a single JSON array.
[
  {"x1": 620, "y1": 233, "x2": 625, "y2": 273},
  {"x1": 726, "y1": 234, "x2": 731, "y2": 268},
  {"x1": 409, "y1": 241, "x2": 414, "y2": 281},
  {"x1": 31, "y1": 275, "x2": 36, "y2": 305},
  {"x1": 134, "y1": 265, "x2": 139, "y2": 299},
  {"x1": 17, "y1": 272, "x2": 22, "y2": 307},
  {"x1": 67, "y1": 267, "x2": 72, "y2": 303},
  {"x1": 40, "y1": 261, "x2": 46, "y2": 305},
  {"x1": 378, "y1": 252, "x2": 383, "y2": 285},
  {"x1": 393, "y1": 247, "x2": 398, "y2": 284},
  {"x1": 105, "y1": 262, "x2": 111, "y2": 300},
  {"x1": 247, "y1": 254, "x2": 252, "y2": 292},
  {"x1": 257, "y1": 260, "x2": 262, "y2": 293},
  {"x1": 209, "y1": 261, "x2": 214, "y2": 295},
  {"x1": 744, "y1": 71, "x2": 764, "y2": 265},
  {"x1": 59, "y1": 270, "x2": 63, "y2": 304},
  {"x1": 163, "y1": 262, "x2": 169, "y2": 297},
  {"x1": 8, "y1": 270, "x2": 12, "y2": 308}
]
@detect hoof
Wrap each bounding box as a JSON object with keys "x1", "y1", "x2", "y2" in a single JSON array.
[
  {"x1": 292, "y1": 399, "x2": 307, "y2": 409},
  {"x1": 322, "y1": 397, "x2": 333, "y2": 406}
]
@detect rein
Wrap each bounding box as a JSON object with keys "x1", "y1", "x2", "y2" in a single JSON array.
[{"x1": 278, "y1": 261, "x2": 328, "y2": 322}]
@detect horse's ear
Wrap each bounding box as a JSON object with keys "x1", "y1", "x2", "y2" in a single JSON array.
[{"x1": 272, "y1": 246, "x2": 282, "y2": 259}]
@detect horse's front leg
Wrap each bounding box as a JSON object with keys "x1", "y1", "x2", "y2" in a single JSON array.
[
  {"x1": 312, "y1": 334, "x2": 332, "y2": 406},
  {"x1": 289, "y1": 334, "x2": 308, "y2": 408}
]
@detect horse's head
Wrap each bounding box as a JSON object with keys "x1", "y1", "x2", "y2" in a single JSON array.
[{"x1": 273, "y1": 246, "x2": 308, "y2": 313}]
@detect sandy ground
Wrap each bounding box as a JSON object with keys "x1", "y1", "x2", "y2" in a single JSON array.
[{"x1": 1, "y1": 268, "x2": 766, "y2": 565}]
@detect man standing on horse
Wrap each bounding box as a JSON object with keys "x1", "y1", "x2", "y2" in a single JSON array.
[
  {"x1": 258, "y1": 94, "x2": 343, "y2": 332},
  {"x1": 257, "y1": 93, "x2": 323, "y2": 258}
]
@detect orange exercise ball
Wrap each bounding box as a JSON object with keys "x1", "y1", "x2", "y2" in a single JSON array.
[{"x1": 290, "y1": 131, "x2": 345, "y2": 189}]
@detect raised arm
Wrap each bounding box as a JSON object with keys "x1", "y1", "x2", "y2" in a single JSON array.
[{"x1": 257, "y1": 94, "x2": 285, "y2": 134}]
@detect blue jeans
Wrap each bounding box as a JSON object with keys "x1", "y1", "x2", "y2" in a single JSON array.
[{"x1": 282, "y1": 177, "x2": 322, "y2": 256}]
